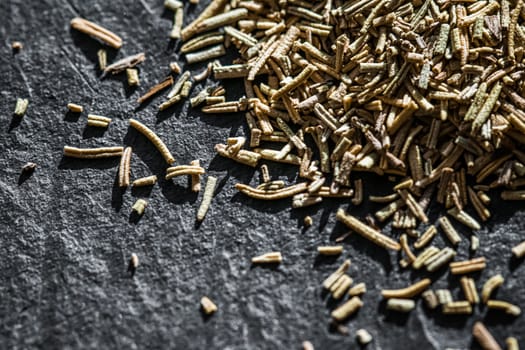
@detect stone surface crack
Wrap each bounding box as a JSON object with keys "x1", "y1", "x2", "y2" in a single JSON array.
[{"x1": 60, "y1": 47, "x2": 97, "y2": 95}]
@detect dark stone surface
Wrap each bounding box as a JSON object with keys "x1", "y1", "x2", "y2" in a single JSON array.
[{"x1": 0, "y1": 1, "x2": 524, "y2": 349}]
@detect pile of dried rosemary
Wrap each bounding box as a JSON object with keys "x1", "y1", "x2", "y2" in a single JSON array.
[
  {"x1": 61, "y1": 0, "x2": 525, "y2": 346},
  {"x1": 169, "y1": 0, "x2": 525, "y2": 346}
]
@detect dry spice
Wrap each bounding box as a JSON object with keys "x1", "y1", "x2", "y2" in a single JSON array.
[
  {"x1": 70, "y1": 17, "x2": 122, "y2": 49},
  {"x1": 128, "y1": 253, "x2": 139, "y2": 276},
  {"x1": 386, "y1": 298, "x2": 415, "y2": 313},
  {"x1": 337, "y1": 209, "x2": 400, "y2": 251},
  {"x1": 126, "y1": 68, "x2": 139, "y2": 86},
  {"x1": 322, "y1": 260, "x2": 351, "y2": 290},
  {"x1": 132, "y1": 199, "x2": 148, "y2": 216},
  {"x1": 137, "y1": 76, "x2": 174, "y2": 104},
  {"x1": 486, "y1": 300, "x2": 522, "y2": 316},
  {"x1": 442, "y1": 301, "x2": 472, "y2": 315},
  {"x1": 102, "y1": 52, "x2": 145, "y2": 77},
  {"x1": 132, "y1": 175, "x2": 157, "y2": 188},
  {"x1": 196, "y1": 175, "x2": 217, "y2": 221},
  {"x1": 460, "y1": 277, "x2": 479, "y2": 304},
  {"x1": 14, "y1": 98, "x2": 29, "y2": 117},
  {"x1": 381, "y1": 278, "x2": 431, "y2": 299},
  {"x1": 200, "y1": 296, "x2": 218, "y2": 315},
  {"x1": 449, "y1": 257, "x2": 487, "y2": 275},
  {"x1": 251, "y1": 252, "x2": 282, "y2": 264},
  {"x1": 11, "y1": 41, "x2": 23, "y2": 51},
  {"x1": 506, "y1": 337, "x2": 519, "y2": 350},
  {"x1": 512, "y1": 240, "x2": 525, "y2": 258},
  {"x1": 21, "y1": 162, "x2": 37, "y2": 173},
  {"x1": 63, "y1": 146, "x2": 123, "y2": 159},
  {"x1": 482, "y1": 274, "x2": 505, "y2": 303},
  {"x1": 129, "y1": 119, "x2": 175, "y2": 165},
  {"x1": 425, "y1": 248, "x2": 456, "y2": 272},
  {"x1": 422, "y1": 290, "x2": 439, "y2": 309},
  {"x1": 302, "y1": 341, "x2": 314, "y2": 350},
  {"x1": 303, "y1": 216, "x2": 313, "y2": 227},
  {"x1": 331, "y1": 296, "x2": 363, "y2": 322},
  {"x1": 165, "y1": 165, "x2": 205, "y2": 179},
  {"x1": 189, "y1": 160, "x2": 202, "y2": 192},
  {"x1": 355, "y1": 329, "x2": 373, "y2": 345},
  {"x1": 317, "y1": 246, "x2": 343, "y2": 256},
  {"x1": 87, "y1": 114, "x2": 111, "y2": 128},
  {"x1": 67, "y1": 103, "x2": 83, "y2": 113},
  {"x1": 97, "y1": 49, "x2": 107, "y2": 70},
  {"x1": 472, "y1": 322, "x2": 502, "y2": 350},
  {"x1": 348, "y1": 283, "x2": 367, "y2": 297},
  {"x1": 331, "y1": 275, "x2": 353, "y2": 299},
  {"x1": 118, "y1": 147, "x2": 132, "y2": 188}
]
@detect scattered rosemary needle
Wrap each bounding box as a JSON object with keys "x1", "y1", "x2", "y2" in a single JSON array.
[
  {"x1": 196, "y1": 176, "x2": 217, "y2": 221},
  {"x1": 472, "y1": 322, "x2": 502, "y2": 350},
  {"x1": 132, "y1": 199, "x2": 148, "y2": 216},
  {"x1": 126, "y1": 68, "x2": 139, "y2": 86},
  {"x1": 97, "y1": 49, "x2": 107, "y2": 70},
  {"x1": 70, "y1": 17, "x2": 122, "y2": 49},
  {"x1": 14, "y1": 98, "x2": 29, "y2": 117},
  {"x1": 102, "y1": 52, "x2": 146, "y2": 77},
  {"x1": 132, "y1": 175, "x2": 157, "y2": 188},
  {"x1": 317, "y1": 246, "x2": 343, "y2": 256},
  {"x1": 63, "y1": 146, "x2": 123, "y2": 159},
  {"x1": 21, "y1": 162, "x2": 37, "y2": 173},
  {"x1": 128, "y1": 253, "x2": 139, "y2": 276},
  {"x1": 129, "y1": 118, "x2": 175, "y2": 165},
  {"x1": 304, "y1": 216, "x2": 313, "y2": 227},
  {"x1": 11, "y1": 41, "x2": 23, "y2": 51},
  {"x1": 386, "y1": 298, "x2": 415, "y2": 313},
  {"x1": 355, "y1": 329, "x2": 373, "y2": 345},
  {"x1": 67, "y1": 103, "x2": 83, "y2": 113},
  {"x1": 302, "y1": 341, "x2": 314, "y2": 350},
  {"x1": 251, "y1": 252, "x2": 282, "y2": 264},
  {"x1": 200, "y1": 296, "x2": 217, "y2": 315}
]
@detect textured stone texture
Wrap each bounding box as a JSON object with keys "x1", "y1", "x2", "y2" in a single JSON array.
[{"x1": 0, "y1": 0, "x2": 524, "y2": 349}]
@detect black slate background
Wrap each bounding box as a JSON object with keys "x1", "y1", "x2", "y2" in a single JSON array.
[{"x1": 1, "y1": 0, "x2": 524, "y2": 349}]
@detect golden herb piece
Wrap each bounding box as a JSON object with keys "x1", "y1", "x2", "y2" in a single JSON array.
[
  {"x1": 196, "y1": 175, "x2": 217, "y2": 221},
  {"x1": 472, "y1": 322, "x2": 502, "y2": 350},
  {"x1": 63, "y1": 146, "x2": 123, "y2": 159},
  {"x1": 132, "y1": 175, "x2": 157, "y2": 188},
  {"x1": 251, "y1": 252, "x2": 282, "y2": 264},
  {"x1": 132, "y1": 199, "x2": 148, "y2": 216},
  {"x1": 126, "y1": 68, "x2": 139, "y2": 86},
  {"x1": 200, "y1": 296, "x2": 218, "y2": 315},
  {"x1": 386, "y1": 298, "x2": 415, "y2": 312},
  {"x1": 482, "y1": 274, "x2": 505, "y2": 303},
  {"x1": 14, "y1": 98, "x2": 29, "y2": 117},
  {"x1": 21, "y1": 162, "x2": 37, "y2": 173},
  {"x1": 331, "y1": 296, "x2": 363, "y2": 322},
  {"x1": 87, "y1": 114, "x2": 111, "y2": 128},
  {"x1": 317, "y1": 246, "x2": 343, "y2": 256},
  {"x1": 67, "y1": 103, "x2": 83, "y2": 113},
  {"x1": 137, "y1": 76, "x2": 174, "y2": 104},
  {"x1": 129, "y1": 119, "x2": 175, "y2": 165},
  {"x1": 322, "y1": 259, "x2": 351, "y2": 290},
  {"x1": 70, "y1": 17, "x2": 122, "y2": 49},
  {"x1": 118, "y1": 147, "x2": 132, "y2": 188},
  {"x1": 336, "y1": 209, "x2": 400, "y2": 251},
  {"x1": 11, "y1": 41, "x2": 23, "y2": 51},
  {"x1": 355, "y1": 329, "x2": 373, "y2": 345},
  {"x1": 128, "y1": 253, "x2": 139, "y2": 276},
  {"x1": 102, "y1": 53, "x2": 145, "y2": 77},
  {"x1": 381, "y1": 279, "x2": 431, "y2": 299}
]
